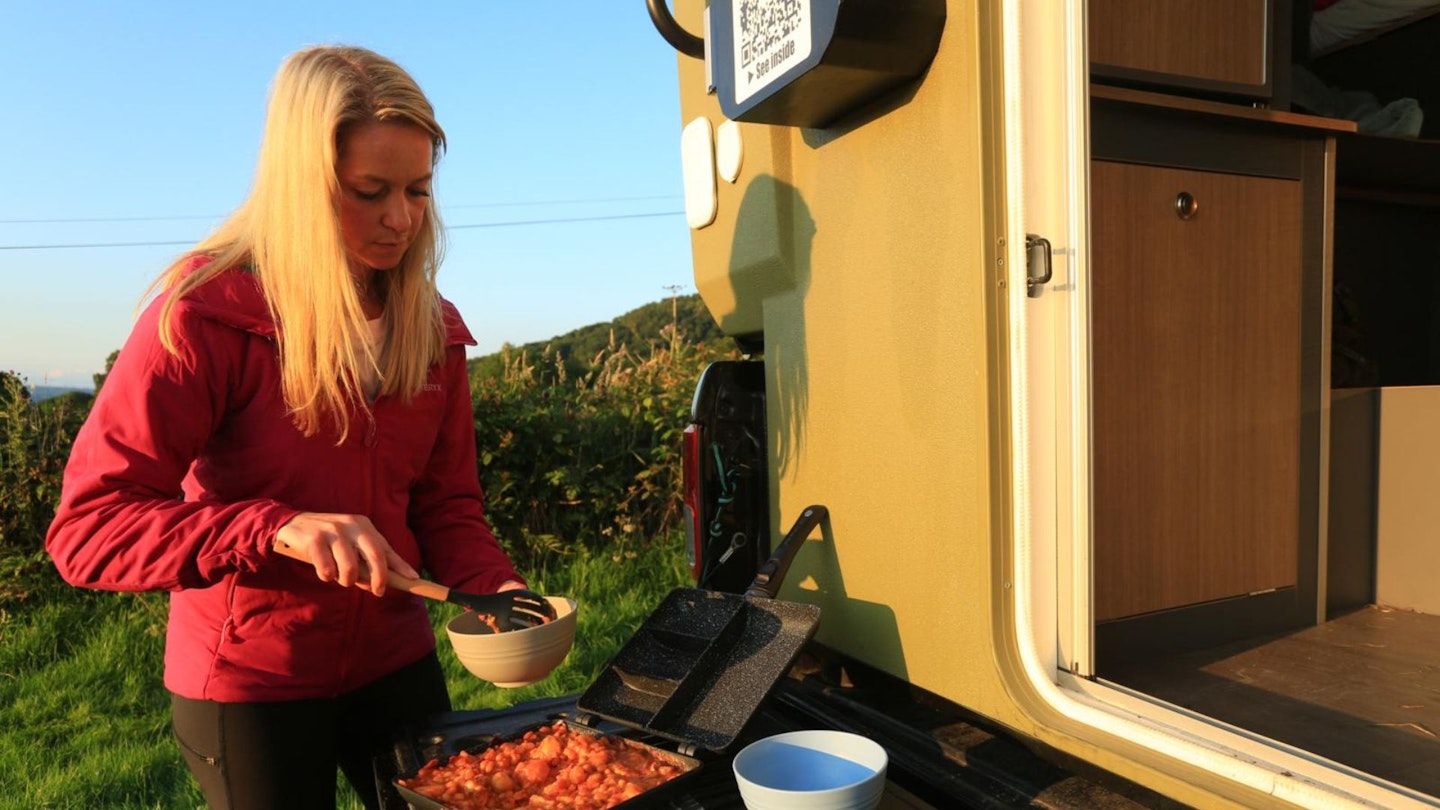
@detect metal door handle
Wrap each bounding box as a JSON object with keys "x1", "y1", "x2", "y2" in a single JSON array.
[{"x1": 1026, "y1": 234, "x2": 1053, "y2": 298}]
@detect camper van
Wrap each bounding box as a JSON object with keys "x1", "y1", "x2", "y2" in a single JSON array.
[{"x1": 662, "y1": 1, "x2": 1440, "y2": 808}]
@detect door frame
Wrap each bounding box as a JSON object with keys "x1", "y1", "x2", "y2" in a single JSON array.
[{"x1": 998, "y1": 2, "x2": 1426, "y2": 807}]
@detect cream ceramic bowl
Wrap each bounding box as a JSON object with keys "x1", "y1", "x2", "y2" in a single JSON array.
[
  {"x1": 732, "y1": 730, "x2": 888, "y2": 810},
  {"x1": 445, "y1": 596, "x2": 577, "y2": 688}
]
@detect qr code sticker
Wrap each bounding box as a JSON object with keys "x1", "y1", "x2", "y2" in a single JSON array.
[
  {"x1": 732, "y1": 0, "x2": 811, "y2": 104},
  {"x1": 738, "y1": 0, "x2": 803, "y2": 70}
]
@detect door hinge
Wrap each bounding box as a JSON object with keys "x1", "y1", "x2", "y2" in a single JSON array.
[{"x1": 1025, "y1": 234, "x2": 1053, "y2": 298}]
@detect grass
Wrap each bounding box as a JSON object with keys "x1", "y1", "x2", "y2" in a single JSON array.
[{"x1": 0, "y1": 539, "x2": 690, "y2": 810}]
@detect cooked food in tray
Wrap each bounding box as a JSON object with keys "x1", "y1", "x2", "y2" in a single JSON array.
[{"x1": 397, "y1": 721, "x2": 688, "y2": 810}]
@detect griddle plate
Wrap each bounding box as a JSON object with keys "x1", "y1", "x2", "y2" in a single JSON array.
[{"x1": 577, "y1": 587, "x2": 821, "y2": 753}]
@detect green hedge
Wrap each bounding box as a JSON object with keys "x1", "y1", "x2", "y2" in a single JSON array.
[{"x1": 0, "y1": 373, "x2": 89, "y2": 604}]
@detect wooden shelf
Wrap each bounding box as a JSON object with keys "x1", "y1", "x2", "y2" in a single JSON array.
[
  {"x1": 1091, "y1": 84, "x2": 1357, "y2": 133},
  {"x1": 1336, "y1": 132, "x2": 1440, "y2": 200}
]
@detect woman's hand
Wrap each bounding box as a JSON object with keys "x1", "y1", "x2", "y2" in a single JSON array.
[{"x1": 273, "y1": 512, "x2": 419, "y2": 596}]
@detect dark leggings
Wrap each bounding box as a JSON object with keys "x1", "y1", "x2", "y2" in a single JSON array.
[{"x1": 171, "y1": 651, "x2": 451, "y2": 810}]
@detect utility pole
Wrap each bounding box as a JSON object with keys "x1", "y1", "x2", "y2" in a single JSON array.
[
  {"x1": 661, "y1": 285, "x2": 684, "y2": 321},
  {"x1": 662, "y1": 284, "x2": 685, "y2": 351},
  {"x1": 661, "y1": 284, "x2": 685, "y2": 328}
]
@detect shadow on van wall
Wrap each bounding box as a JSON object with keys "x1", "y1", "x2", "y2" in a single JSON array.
[
  {"x1": 724, "y1": 176, "x2": 907, "y2": 678},
  {"x1": 723, "y1": 175, "x2": 815, "y2": 481},
  {"x1": 794, "y1": 511, "x2": 907, "y2": 681}
]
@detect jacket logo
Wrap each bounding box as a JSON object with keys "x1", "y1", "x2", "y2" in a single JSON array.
[{"x1": 423, "y1": 383, "x2": 442, "y2": 392}]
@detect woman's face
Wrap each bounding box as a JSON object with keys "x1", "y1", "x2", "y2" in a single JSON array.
[{"x1": 335, "y1": 120, "x2": 434, "y2": 274}]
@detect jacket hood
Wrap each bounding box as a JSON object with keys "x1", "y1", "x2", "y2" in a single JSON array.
[{"x1": 178, "y1": 265, "x2": 277, "y2": 338}]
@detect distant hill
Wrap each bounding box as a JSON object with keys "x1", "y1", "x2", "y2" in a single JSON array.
[
  {"x1": 468, "y1": 294, "x2": 729, "y2": 382},
  {"x1": 31, "y1": 386, "x2": 94, "y2": 403}
]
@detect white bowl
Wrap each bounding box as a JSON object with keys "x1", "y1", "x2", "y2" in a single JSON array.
[
  {"x1": 732, "y1": 730, "x2": 888, "y2": 810},
  {"x1": 445, "y1": 596, "x2": 576, "y2": 688}
]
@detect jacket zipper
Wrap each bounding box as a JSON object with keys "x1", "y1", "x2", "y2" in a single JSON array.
[{"x1": 337, "y1": 405, "x2": 380, "y2": 692}]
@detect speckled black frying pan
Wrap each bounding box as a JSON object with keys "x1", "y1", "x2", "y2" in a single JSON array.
[{"x1": 576, "y1": 506, "x2": 827, "y2": 754}]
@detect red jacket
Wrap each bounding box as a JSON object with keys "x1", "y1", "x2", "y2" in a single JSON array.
[{"x1": 46, "y1": 266, "x2": 521, "y2": 702}]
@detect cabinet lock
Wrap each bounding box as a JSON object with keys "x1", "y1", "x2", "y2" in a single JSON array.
[{"x1": 1175, "y1": 191, "x2": 1199, "y2": 220}]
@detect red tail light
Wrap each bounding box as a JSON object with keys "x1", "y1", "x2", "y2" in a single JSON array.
[{"x1": 682, "y1": 423, "x2": 703, "y2": 583}]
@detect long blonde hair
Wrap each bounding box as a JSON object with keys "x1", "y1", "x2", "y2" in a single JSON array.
[{"x1": 154, "y1": 45, "x2": 448, "y2": 441}]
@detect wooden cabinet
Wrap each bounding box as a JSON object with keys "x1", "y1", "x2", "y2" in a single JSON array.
[
  {"x1": 1090, "y1": 161, "x2": 1303, "y2": 621},
  {"x1": 1089, "y1": 0, "x2": 1290, "y2": 106},
  {"x1": 1088, "y1": 89, "x2": 1345, "y2": 666}
]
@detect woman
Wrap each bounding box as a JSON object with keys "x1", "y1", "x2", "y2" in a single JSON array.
[{"x1": 45, "y1": 45, "x2": 533, "y2": 809}]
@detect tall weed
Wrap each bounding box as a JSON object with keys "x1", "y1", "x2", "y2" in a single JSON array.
[
  {"x1": 0, "y1": 373, "x2": 90, "y2": 605},
  {"x1": 472, "y1": 325, "x2": 735, "y2": 568}
]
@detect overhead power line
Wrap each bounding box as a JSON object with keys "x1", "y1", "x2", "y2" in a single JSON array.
[
  {"x1": 447, "y1": 194, "x2": 679, "y2": 210},
  {"x1": 447, "y1": 210, "x2": 682, "y2": 230},
  {"x1": 0, "y1": 214, "x2": 223, "y2": 225},
  {"x1": 0, "y1": 194, "x2": 682, "y2": 225},
  {"x1": 0, "y1": 239, "x2": 198, "y2": 251},
  {"x1": 0, "y1": 210, "x2": 685, "y2": 251}
]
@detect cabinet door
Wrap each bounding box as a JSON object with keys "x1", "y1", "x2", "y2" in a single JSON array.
[
  {"x1": 1090, "y1": 0, "x2": 1271, "y2": 88},
  {"x1": 1091, "y1": 161, "x2": 1302, "y2": 622}
]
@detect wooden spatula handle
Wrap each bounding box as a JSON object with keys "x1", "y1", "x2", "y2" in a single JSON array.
[{"x1": 390, "y1": 573, "x2": 451, "y2": 601}]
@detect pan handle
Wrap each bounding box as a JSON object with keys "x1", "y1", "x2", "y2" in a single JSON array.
[{"x1": 744, "y1": 505, "x2": 828, "y2": 599}]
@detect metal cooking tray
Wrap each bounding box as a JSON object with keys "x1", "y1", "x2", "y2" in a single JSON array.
[
  {"x1": 576, "y1": 585, "x2": 821, "y2": 753},
  {"x1": 576, "y1": 508, "x2": 827, "y2": 754},
  {"x1": 392, "y1": 719, "x2": 702, "y2": 810}
]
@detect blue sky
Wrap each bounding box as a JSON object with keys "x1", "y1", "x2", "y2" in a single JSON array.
[{"x1": 1, "y1": 2, "x2": 693, "y2": 389}]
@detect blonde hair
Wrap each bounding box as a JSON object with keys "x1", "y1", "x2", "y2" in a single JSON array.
[{"x1": 153, "y1": 45, "x2": 448, "y2": 441}]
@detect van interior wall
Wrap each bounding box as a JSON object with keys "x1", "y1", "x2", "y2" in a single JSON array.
[{"x1": 1330, "y1": 199, "x2": 1440, "y2": 388}]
